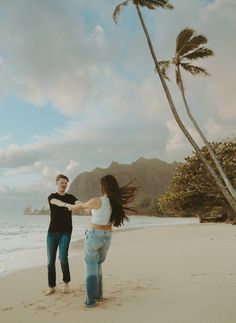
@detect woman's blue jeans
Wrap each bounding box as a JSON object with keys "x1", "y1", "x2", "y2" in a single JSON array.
[
  {"x1": 47, "y1": 232, "x2": 71, "y2": 288},
  {"x1": 84, "y1": 228, "x2": 112, "y2": 306}
]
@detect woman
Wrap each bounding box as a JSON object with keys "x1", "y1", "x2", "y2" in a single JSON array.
[{"x1": 51, "y1": 174, "x2": 138, "y2": 308}]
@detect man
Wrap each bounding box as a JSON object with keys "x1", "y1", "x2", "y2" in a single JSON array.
[{"x1": 46, "y1": 174, "x2": 79, "y2": 296}]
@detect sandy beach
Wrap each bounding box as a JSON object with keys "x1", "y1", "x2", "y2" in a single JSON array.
[{"x1": 0, "y1": 223, "x2": 236, "y2": 323}]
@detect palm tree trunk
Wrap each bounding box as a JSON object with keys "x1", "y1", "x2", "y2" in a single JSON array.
[
  {"x1": 177, "y1": 65, "x2": 236, "y2": 201},
  {"x1": 135, "y1": 4, "x2": 236, "y2": 218}
]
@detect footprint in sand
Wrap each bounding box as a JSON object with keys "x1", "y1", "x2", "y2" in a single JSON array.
[
  {"x1": 134, "y1": 286, "x2": 144, "y2": 291},
  {"x1": 24, "y1": 303, "x2": 34, "y2": 308},
  {"x1": 35, "y1": 305, "x2": 47, "y2": 310},
  {"x1": 1, "y1": 307, "x2": 14, "y2": 311}
]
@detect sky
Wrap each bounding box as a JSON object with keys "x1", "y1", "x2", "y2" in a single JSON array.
[{"x1": 0, "y1": 0, "x2": 235, "y2": 214}]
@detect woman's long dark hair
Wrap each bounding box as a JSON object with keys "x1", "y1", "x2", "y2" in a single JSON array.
[{"x1": 100, "y1": 174, "x2": 139, "y2": 227}]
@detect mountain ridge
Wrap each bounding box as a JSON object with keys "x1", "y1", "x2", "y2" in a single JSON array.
[{"x1": 68, "y1": 157, "x2": 182, "y2": 212}]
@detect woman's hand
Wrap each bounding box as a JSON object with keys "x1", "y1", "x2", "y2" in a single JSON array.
[
  {"x1": 66, "y1": 204, "x2": 76, "y2": 211},
  {"x1": 62, "y1": 198, "x2": 101, "y2": 212}
]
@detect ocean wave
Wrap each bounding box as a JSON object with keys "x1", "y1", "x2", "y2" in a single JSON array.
[
  {"x1": 0, "y1": 229, "x2": 29, "y2": 236},
  {"x1": 0, "y1": 268, "x2": 6, "y2": 276},
  {"x1": 0, "y1": 215, "x2": 198, "y2": 276},
  {"x1": 0, "y1": 252, "x2": 11, "y2": 262}
]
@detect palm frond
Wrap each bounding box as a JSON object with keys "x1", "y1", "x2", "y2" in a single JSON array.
[
  {"x1": 113, "y1": 0, "x2": 129, "y2": 23},
  {"x1": 137, "y1": 0, "x2": 156, "y2": 10},
  {"x1": 178, "y1": 35, "x2": 208, "y2": 57},
  {"x1": 176, "y1": 28, "x2": 195, "y2": 56},
  {"x1": 155, "y1": 0, "x2": 173, "y2": 9},
  {"x1": 134, "y1": 0, "x2": 173, "y2": 10},
  {"x1": 158, "y1": 60, "x2": 171, "y2": 80},
  {"x1": 180, "y1": 63, "x2": 209, "y2": 76},
  {"x1": 182, "y1": 47, "x2": 214, "y2": 60}
]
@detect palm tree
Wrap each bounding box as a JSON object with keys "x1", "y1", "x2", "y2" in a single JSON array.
[
  {"x1": 159, "y1": 28, "x2": 236, "y2": 201},
  {"x1": 113, "y1": 0, "x2": 236, "y2": 217}
]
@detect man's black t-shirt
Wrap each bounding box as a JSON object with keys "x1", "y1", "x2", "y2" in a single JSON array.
[{"x1": 48, "y1": 192, "x2": 78, "y2": 233}]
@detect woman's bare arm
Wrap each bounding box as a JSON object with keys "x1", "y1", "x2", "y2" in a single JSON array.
[{"x1": 66, "y1": 198, "x2": 101, "y2": 211}]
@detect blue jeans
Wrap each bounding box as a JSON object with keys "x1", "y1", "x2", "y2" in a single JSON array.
[
  {"x1": 84, "y1": 228, "x2": 112, "y2": 306},
  {"x1": 47, "y1": 232, "x2": 71, "y2": 288}
]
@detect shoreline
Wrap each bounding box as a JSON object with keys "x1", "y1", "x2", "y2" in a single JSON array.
[
  {"x1": 0, "y1": 217, "x2": 199, "y2": 278},
  {"x1": 1, "y1": 223, "x2": 236, "y2": 323}
]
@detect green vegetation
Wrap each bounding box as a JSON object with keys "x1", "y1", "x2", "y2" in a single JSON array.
[{"x1": 158, "y1": 139, "x2": 236, "y2": 222}]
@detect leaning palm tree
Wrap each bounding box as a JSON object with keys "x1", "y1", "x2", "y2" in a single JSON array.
[
  {"x1": 113, "y1": 0, "x2": 236, "y2": 216},
  {"x1": 159, "y1": 28, "x2": 236, "y2": 201}
]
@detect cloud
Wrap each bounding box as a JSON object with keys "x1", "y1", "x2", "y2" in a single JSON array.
[
  {"x1": 204, "y1": 118, "x2": 236, "y2": 140},
  {"x1": 0, "y1": 72, "x2": 169, "y2": 171},
  {"x1": 66, "y1": 159, "x2": 80, "y2": 172},
  {"x1": 0, "y1": 135, "x2": 12, "y2": 143},
  {"x1": 0, "y1": 0, "x2": 117, "y2": 116},
  {"x1": 0, "y1": 0, "x2": 235, "y2": 212},
  {"x1": 164, "y1": 118, "x2": 202, "y2": 160},
  {"x1": 0, "y1": 184, "x2": 9, "y2": 193}
]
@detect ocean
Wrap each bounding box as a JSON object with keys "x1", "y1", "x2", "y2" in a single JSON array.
[{"x1": 0, "y1": 213, "x2": 199, "y2": 276}]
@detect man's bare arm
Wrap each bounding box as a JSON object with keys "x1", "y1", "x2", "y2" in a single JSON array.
[{"x1": 50, "y1": 198, "x2": 66, "y2": 207}]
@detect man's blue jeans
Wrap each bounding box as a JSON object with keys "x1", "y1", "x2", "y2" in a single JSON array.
[
  {"x1": 47, "y1": 232, "x2": 71, "y2": 288},
  {"x1": 84, "y1": 228, "x2": 112, "y2": 306}
]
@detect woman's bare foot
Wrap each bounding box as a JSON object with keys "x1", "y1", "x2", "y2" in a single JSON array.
[
  {"x1": 63, "y1": 283, "x2": 70, "y2": 294},
  {"x1": 45, "y1": 287, "x2": 56, "y2": 296}
]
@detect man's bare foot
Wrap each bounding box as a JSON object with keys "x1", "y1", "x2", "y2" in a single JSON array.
[
  {"x1": 64, "y1": 283, "x2": 70, "y2": 294},
  {"x1": 96, "y1": 297, "x2": 107, "y2": 303},
  {"x1": 45, "y1": 287, "x2": 56, "y2": 296},
  {"x1": 83, "y1": 301, "x2": 97, "y2": 308}
]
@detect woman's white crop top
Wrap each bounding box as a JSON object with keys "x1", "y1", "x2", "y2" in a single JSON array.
[{"x1": 91, "y1": 195, "x2": 112, "y2": 225}]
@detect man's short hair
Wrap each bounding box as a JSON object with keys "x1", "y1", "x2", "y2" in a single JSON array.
[{"x1": 56, "y1": 174, "x2": 69, "y2": 182}]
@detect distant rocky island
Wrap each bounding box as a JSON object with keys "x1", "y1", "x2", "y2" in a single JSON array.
[
  {"x1": 24, "y1": 157, "x2": 181, "y2": 216},
  {"x1": 24, "y1": 205, "x2": 50, "y2": 215}
]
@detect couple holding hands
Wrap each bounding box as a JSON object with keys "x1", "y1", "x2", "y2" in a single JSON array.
[{"x1": 46, "y1": 173, "x2": 138, "y2": 308}]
